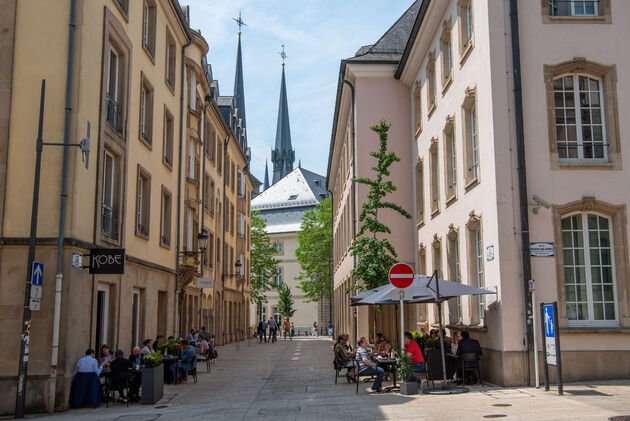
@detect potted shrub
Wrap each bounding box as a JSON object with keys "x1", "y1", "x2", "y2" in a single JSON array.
[
  {"x1": 396, "y1": 350, "x2": 418, "y2": 395},
  {"x1": 141, "y1": 352, "x2": 164, "y2": 404}
]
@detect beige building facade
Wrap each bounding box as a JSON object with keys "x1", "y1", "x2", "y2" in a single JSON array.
[
  {"x1": 330, "y1": 0, "x2": 630, "y2": 387},
  {"x1": 0, "y1": 0, "x2": 252, "y2": 415}
]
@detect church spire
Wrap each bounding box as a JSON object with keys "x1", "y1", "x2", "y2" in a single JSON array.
[
  {"x1": 271, "y1": 45, "x2": 295, "y2": 185},
  {"x1": 264, "y1": 160, "x2": 270, "y2": 191},
  {"x1": 233, "y1": 12, "x2": 247, "y2": 150}
]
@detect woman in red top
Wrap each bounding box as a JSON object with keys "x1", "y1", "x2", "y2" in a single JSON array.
[{"x1": 404, "y1": 332, "x2": 426, "y2": 383}]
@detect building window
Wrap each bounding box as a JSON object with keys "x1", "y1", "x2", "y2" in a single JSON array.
[
  {"x1": 237, "y1": 213, "x2": 245, "y2": 237},
  {"x1": 187, "y1": 141, "x2": 196, "y2": 180},
  {"x1": 274, "y1": 241, "x2": 283, "y2": 254},
  {"x1": 553, "y1": 74, "x2": 606, "y2": 161},
  {"x1": 101, "y1": 149, "x2": 119, "y2": 239},
  {"x1": 418, "y1": 244, "x2": 427, "y2": 275},
  {"x1": 413, "y1": 82, "x2": 422, "y2": 137},
  {"x1": 440, "y1": 20, "x2": 453, "y2": 92},
  {"x1": 139, "y1": 74, "x2": 154, "y2": 146},
  {"x1": 447, "y1": 227, "x2": 462, "y2": 324},
  {"x1": 209, "y1": 180, "x2": 215, "y2": 216},
  {"x1": 136, "y1": 166, "x2": 151, "y2": 238},
  {"x1": 189, "y1": 71, "x2": 197, "y2": 111},
  {"x1": 163, "y1": 107, "x2": 174, "y2": 168},
  {"x1": 443, "y1": 116, "x2": 457, "y2": 203},
  {"x1": 429, "y1": 139, "x2": 439, "y2": 216},
  {"x1": 205, "y1": 232, "x2": 214, "y2": 268},
  {"x1": 230, "y1": 203, "x2": 235, "y2": 235},
  {"x1": 274, "y1": 267, "x2": 283, "y2": 286},
  {"x1": 544, "y1": 59, "x2": 619, "y2": 169},
  {"x1": 467, "y1": 213, "x2": 484, "y2": 325},
  {"x1": 217, "y1": 138, "x2": 223, "y2": 173},
  {"x1": 142, "y1": 0, "x2": 156, "y2": 58},
  {"x1": 106, "y1": 45, "x2": 124, "y2": 132},
  {"x1": 415, "y1": 159, "x2": 424, "y2": 226},
  {"x1": 462, "y1": 87, "x2": 479, "y2": 188},
  {"x1": 165, "y1": 28, "x2": 176, "y2": 90},
  {"x1": 458, "y1": 0, "x2": 474, "y2": 60},
  {"x1": 206, "y1": 121, "x2": 216, "y2": 163},
  {"x1": 113, "y1": 0, "x2": 128, "y2": 16},
  {"x1": 427, "y1": 52, "x2": 437, "y2": 116},
  {"x1": 237, "y1": 170, "x2": 245, "y2": 197},
  {"x1": 160, "y1": 186, "x2": 171, "y2": 248},
  {"x1": 561, "y1": 213, "x2": 617, "y2": 325},
  {"x1": 542, "y1": 0, "x2": 610, "y2": 23}
]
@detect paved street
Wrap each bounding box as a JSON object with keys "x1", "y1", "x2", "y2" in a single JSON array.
[{"x1": 24, "y1": 337, "x2": 630, "y2": 421}]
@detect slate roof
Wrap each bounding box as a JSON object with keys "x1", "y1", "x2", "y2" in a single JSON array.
[{"x1": 252, "y1": 167, "x2": 330, "y2": 211}]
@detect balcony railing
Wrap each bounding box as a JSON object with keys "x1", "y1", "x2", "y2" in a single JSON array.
[
  {"x1": 106, "y1": 93, "x2": 122, "y2": 132},
  {"x1": 101, "y1": 205, "x2": 118, "y2": 239}
]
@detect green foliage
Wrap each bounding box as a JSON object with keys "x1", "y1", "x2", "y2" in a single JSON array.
[
  {"x1": 350, "y1": 120, "x2": 411, "y2": 291},
  {"x1": 396, "y1": 348, "x2": 414, "y2": 382},
  {"x1": 296, "y1": 198, "x2": 333, "y2": 302},
  {"x1": 277, "y1": 282, "x2": 296, "y2": 319},
  {"x1": 142, "y1": 352, "x2": 163, "y2": 368},
  {"x1": 250, "y1": 211, "x2": 280, "y2": 306}
]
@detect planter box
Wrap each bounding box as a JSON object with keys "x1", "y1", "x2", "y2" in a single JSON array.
[
  {"x1": 141, "y1": 364, "x2": 164, "y2": 404},
  {"x1": 399, "y1": 381, "x2": 418, "y2": 395}
]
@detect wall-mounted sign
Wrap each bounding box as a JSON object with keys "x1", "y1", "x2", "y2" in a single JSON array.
[
  {"x1": 530, "y1": 242, "x2": 555, "y2": 257},
  {"x1": 196, "y1": 277, "x2": 213, "y2": 289},
  {"x1": 486, "y1": 245, "x2": 495, "y2": 261},
  {"x1": 72, "y1": 252, "x2": 83, "y2": 269},
  {"x1": 89, "y1": 248, "x2": 125, "y2": 274}
]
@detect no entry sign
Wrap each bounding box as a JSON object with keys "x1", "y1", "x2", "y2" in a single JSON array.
[{"x1": 389, "y1": 263, "x2": 414, "y2": 289}]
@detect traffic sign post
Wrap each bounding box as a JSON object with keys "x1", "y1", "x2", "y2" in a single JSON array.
[
  {"x1": 540, "y1": 301, "x2": 563, "y2": 395},
  {"x1": 389, "y1": 263, "x2": 415, "y2": 352}
]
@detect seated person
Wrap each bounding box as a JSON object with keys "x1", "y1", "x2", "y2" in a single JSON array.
[
  {"x1": 342, "y1": 334, "x2": 354, "y2": 353},
  {"x1": 171, "y1": 341, "x2": 197, "y2": 382},
  {"x1": 403, "y1": 331, "x2": 426, "y2": 384},
  {"x1": 199, "y1": 326, "x2": 211, "y2": 342},
  {"x1": 109, "y1": 350, "x2": 132, "y2": 403},
  {"x1": 98, "y1": 344, "x2": 114, "y2": 367},
  {"x1": 141, "y1": 338, "x2": 154, "y2": 356},
  {"x1": 355, "y1": 337, "x2": 384, "y2": 393},
  {"x1": 334, "y1": 334, "x2": 355, "y2": 382},
  {"x1": 69, "y1": 349, "x2": 103, "y2": 407},
  {"x1": 372, "y1": 332, "x2": 384, "y2": 353},
  {"x1": 127, "y1": 346, "x2": 143, "y2": 401},
  {"x1": 77, "y1": 348, "x2": 102, "y2": 376},
  {"x1": 199, "y1": 336, "x2": 210, "y2": 355},
  {"x1": 379, "y1": 337, "x2": 392, "y2": 357},
  {"x1": 186, "y1": 328, "x2": 198, "y2": 343},
  {"x1": 456, "y1": 330, "x2": 482, "y2": 383}
]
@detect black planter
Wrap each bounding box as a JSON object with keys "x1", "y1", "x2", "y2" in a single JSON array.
[
  {"x1": 141, "y1": 364, "x2": 164, "y2": 404},
  {"x1": 425, "y1": 349, "x2": 444, "y2": 380}
]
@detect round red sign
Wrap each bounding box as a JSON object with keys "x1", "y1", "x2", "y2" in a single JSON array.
[{"x1": 388, "y1": 263, "x2": 415, "y2": 289}]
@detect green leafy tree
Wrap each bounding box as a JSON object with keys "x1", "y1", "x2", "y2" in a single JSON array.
[
  {"x1": 296, "y1": 198, "x2": 333, "y2": 302},
  {"x1": 350, "y1": 120, "x2": 411, "y2": 291},
  {"x1": 250, "y1": 211, "x2": 279, "y2": 317},
  {"x1": 277, "y1": 283, "x2": 296, "y2": 319}
]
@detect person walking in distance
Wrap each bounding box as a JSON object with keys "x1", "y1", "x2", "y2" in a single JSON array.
[
  {"x1": 268, "y1": 317, "x2": 278, "y2": 343},
  {"x1": 312, "y1": 321, "x2": 318, "y2": 337},
  {"x1": 257, "y1": 319, "x2": 268, "y2": 343},
  {"x1": 283, "y1": 318, "x2": 292, "y2": 340}
]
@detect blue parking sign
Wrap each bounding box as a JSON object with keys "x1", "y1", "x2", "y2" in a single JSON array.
[
  {"x1": 543, "y1": 304, "x2": 555, "y2": 338},
  {"x1": 31, "y1": 262, "x2": 44, "y2": 286}
]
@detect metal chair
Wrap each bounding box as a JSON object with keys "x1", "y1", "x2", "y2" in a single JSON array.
[
  {"x1": 197, "y1": 349, "x2": 211, "y2": 373},
  {"x1": 108, "y1": 376, "x2": 130, "y2": 408},
  {"x1": 459, "y1": 353, "x2": 483, "y2": 386}
]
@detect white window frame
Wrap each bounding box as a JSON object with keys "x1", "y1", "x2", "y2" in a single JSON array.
[
  {"x1": 131, "y1": 290, "x2": 140, "y2": 348},
  {"x1": 465, "y1": 2, "x2": 473, "y2": 46},
  {"x1": 97, "y1": 288, "x2": 109, "y2": 346},
  {"x1": 274, "y1": 267, "x2": 283, "y2": 286},
  {"x1": 274, "y1": 242, "x2": 283, "y2": 253},
  {"x1": 561, "y1": 212, "x2": 618, "y2": 327},
  {"x1": 471, "y1": 104, "x2": 479, "y2": 180},
  {"x1": 571, "y1": 0, "x2": 598, "y2": 16},
  {"x1": 189, "y1": 72, "x2": 196, "y2": 111},
  {"x1": 140, "y1": 86, "x2": 147, "y2": 139},
  {"x1": 237, "y1": 213, "x2": 245, "y2": 237},
  {"x1": 103, "y1": 150, "x2": 115, "y2": 208},
  {"x1": 449, "y1": 132, "x2": 457, "y2": 192},
  {"x1": 188, "y1": 141, "x2": 195, "y2": 179},
  {"x1": 186, "y1": 208, "x2": 193, "y2": 252},
  {"x1": 107, "y1": 48, "x2": 119, "y2": 101},
  {"x1": 553, "y1": 73, "x2": 607, "y2": 162},
  {"x1": 475, "y1": 228, "x2": 484, "y2": 324}
]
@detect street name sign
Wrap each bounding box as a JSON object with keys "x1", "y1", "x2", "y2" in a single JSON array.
[
  {"x1": 530, "y1": 242, "x2": 555, "y2": 257},
  {"x1": 89, "y1": 248, "x2": 125, "y2": 274},
  {"x1": 388, "y1": 263, "x2": 414, "y2": 289},
  {"x1": 196, "y1": 277, "x2": 213, "y2": 289}
]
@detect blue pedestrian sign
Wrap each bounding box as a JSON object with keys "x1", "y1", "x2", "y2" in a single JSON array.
[
  {"x1": 544, "y1": 304, "x2": 555, "y2": 338},
  {"x1": 31, "y1": 262, "x2": 44, "y2": 286}
]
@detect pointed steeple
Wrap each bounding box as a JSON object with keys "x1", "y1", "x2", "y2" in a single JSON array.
[
  {"x1": 263, "y1": 160, "x2": 270, "y2": 191},
  {"x1": 233, "y1": 12, "x2": 247, "y2": 151},
  {"x1": 271, "y1": 48, "x2": 295, "y2": 185}
]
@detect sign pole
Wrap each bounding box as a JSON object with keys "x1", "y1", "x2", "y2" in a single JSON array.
[
  {"x1": 553, "y1": 301, "x2": 563, "y2": 395},
  {"x1": 530, "y1": 280, "x2": 540, "y2": 388},
  {"x1": 16, "y1": 80, "x2": 46, "y2": 418},
  {"x1": 400, "y1": 297, "x2": 404, "y2": 352}
]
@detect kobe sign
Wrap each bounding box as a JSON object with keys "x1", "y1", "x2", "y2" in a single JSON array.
[{"x1": 89, "y1": 248, "x2": 125, "y2": 274}]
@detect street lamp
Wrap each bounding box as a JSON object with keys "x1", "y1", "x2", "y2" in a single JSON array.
[{"x1": 197, "y1": 230, "x2": 208, "y2": 253}]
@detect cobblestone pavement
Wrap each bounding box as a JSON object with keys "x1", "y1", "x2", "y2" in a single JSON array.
[{"x1": 23, "y1": 337, "x2": 630, "y2": 421}]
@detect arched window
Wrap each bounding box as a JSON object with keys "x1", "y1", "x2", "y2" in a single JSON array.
[
  {"x1": 561, "y1": 212, "x2": 617, "y2": 325},
  {"x1": 553, "y1": 74, "x2": 606, "y2": 161}
]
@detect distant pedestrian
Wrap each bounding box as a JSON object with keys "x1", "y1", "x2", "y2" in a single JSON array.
[
  {"x1": 257, "y1": 319, "x2": 268, "y2": 343},
  {"x1": 291, "y1": 323, "x2": 295, "y2": 338},
  {"x1": 312, "y1": 322, "x2": 318, "y2": 337},
  {"x1": 283, "y1": 318, "x2": 292, "y2": 340},
  {"x1": 268, "y1": 317, "x2": 278, "y2": 343},
  {"x1": 328, "y1": 322, "x2": 333, "y2": 337}
]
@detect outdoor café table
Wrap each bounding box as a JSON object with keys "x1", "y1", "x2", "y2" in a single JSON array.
[{"x1": 376, "y1": 357, "x2": 398, "y2": 392}]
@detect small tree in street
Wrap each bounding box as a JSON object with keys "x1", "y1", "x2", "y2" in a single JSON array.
[
  {"x1": 277, "y1": 282, "x2": 296, "y2": 320},
  {"x1": 296, "y1": 198, "x2": 333, "y2": 302},
  {"x1": 250, "y1": 211, "x2": 279, "y2": 321},
  {"x1": 350, "y1": 120, "x2": 411, "y2": 291}
]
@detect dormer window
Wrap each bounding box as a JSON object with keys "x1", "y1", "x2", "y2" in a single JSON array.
[
  {"x1": 288, "y1": 194, "x2": 298, "y2": 201},
  {"x1": 314, "y1": 179, "x2": 321, "y2": 186}
]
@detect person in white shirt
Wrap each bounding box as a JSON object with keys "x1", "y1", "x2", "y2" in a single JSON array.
[
  {"x1": 355, "y1": 337, "x2": 384, "y2": 393},
  {"x1": 76, "y1": 349, "x2": 102, "y2": 376}
]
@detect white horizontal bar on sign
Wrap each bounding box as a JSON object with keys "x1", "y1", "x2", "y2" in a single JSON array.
[{"x1": 390, "y1": 274, "x2": 413, "y2": 278}]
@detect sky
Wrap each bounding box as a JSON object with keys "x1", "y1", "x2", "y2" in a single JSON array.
[{"x1": 188, "y1": 1, "x2": 414, "y2": 183}]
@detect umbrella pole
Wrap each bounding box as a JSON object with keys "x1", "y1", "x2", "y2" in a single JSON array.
[{"x1": 437, "y1": 299, "x2": 447, "y2": 385}]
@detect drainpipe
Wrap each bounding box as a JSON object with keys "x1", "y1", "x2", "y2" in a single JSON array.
[
  {"x1": 342, "y1": 79, "x2": 357, "y2": 343},
  {"x1": 327, "y1": 189, "x2": 334, "y2": 336},
  {"x1": 221, "y1": 137, "x2": 228, "y2": 344},
  {"x1": 509, "y1": 0, "x2": 533, "y2": 386},
  {"x1": 175, "y1": 37, "x2": 192, "y2": 338},
  {"x1": 48, "y1": 0, "x2": 76, "y2": 414},
  {"x1": 200, "y1": 98, "x2": 209, "y2": 332}
]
